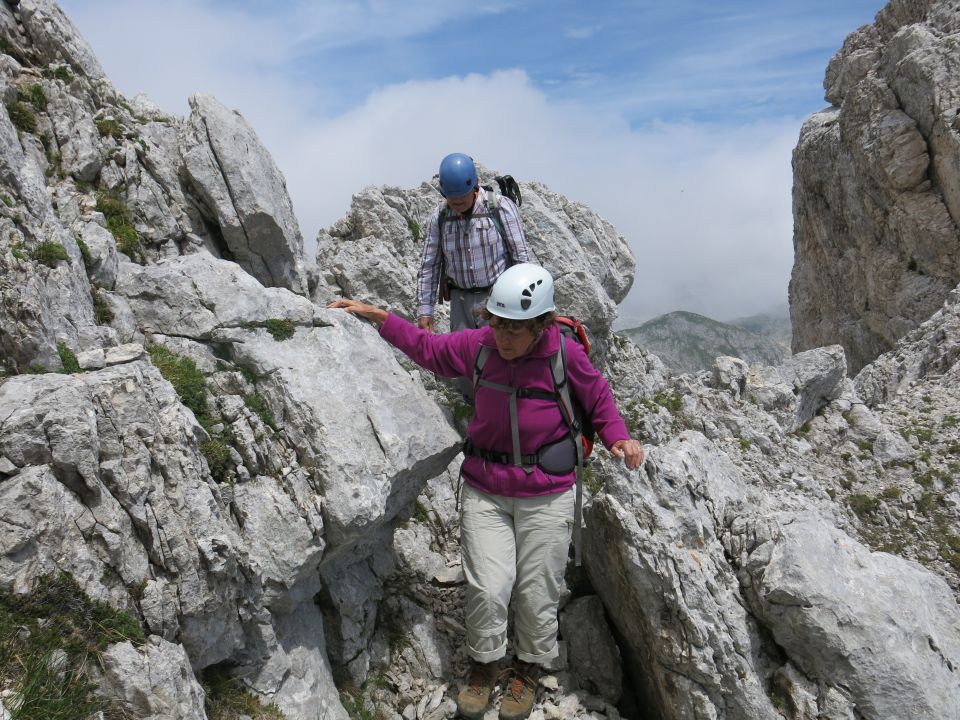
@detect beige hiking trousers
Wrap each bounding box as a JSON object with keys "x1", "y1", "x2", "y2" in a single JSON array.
[{"x1": 460, "y1": 483, "x2": 574, "y2": 664}]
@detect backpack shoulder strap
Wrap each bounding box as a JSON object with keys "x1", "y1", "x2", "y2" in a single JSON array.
[
  {"x1": 551, "y1": 335, "x2": 587, "y2": 567},
  {"x1": 484, "y1": 189, "x2": 511, "y2": 263},
  {"x1": 473, "y1": 345, "x2": 493, "y2": 390},
  {"x1": 552, "y1": 339, "x2": 579, "y2": 433}
]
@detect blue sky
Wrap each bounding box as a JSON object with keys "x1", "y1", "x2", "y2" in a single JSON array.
[{"x1": 59, "y1": 0, "x2": 886, "y2": 326}]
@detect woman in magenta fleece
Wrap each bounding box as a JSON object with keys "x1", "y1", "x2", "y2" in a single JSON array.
[{"x1": 330, "y1": 263, "x2": 643, "y2": 720}]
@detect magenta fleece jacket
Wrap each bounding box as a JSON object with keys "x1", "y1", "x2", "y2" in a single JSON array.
[{"x1": 379, "y1": 313, "x2": 631, "y2": 497}]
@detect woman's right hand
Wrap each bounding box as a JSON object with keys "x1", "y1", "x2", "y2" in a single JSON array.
[{"x1": 327, "y1": 299, "x2": 388, "y2": 328}]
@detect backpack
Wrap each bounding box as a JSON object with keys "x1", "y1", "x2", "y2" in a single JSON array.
[
  {"x1": 554, "y1": 316, "x2": 596, "y2": 459},
  {"x1": 466, "y1": 315, "x2": 594, "y2": 565}
]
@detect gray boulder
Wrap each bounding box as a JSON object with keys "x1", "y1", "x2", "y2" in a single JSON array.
[
  {"x1": 180, "y1": 94, "x2": 309, "y2": 294},
  {"x1": 744, "y1": 345, "x2": 847, "y2": 432},
  {"x1": 115, "y1": 253, "x2": 317, "y2": 340},
  {"x1": 736, "y1": 511, "x2": 960, "y2": 720},
  {"x1": 98, "y1": 637, "x2": 207, "y2": 720}
]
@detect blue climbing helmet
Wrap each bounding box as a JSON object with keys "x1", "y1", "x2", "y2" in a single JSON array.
[{"x1": 438, "y1": 153, "x2": 478, "y2": 198}]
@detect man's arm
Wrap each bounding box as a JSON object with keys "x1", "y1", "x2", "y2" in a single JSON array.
[
  {"x1": 498, "y1": 196, "x2": 530, "y2": 264},
  {"x1": 415, "y1": 209, "x2": 443, "y2": 322}
]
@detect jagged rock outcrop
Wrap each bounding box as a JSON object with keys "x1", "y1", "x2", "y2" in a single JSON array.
[
  {"x1": 312, "y1": 168, "x2": 635, "y2": 363},
  {"x1": 621, "y1": 310, "x2": 789, "y2": 375},
  {"x1": 791, "y1": 0, "x2": 960, "y2": 373},
  {"x1": 181, "y1": 94, "x2": 309, "y2": 294},
  {"x1": 0, "y1": 0, "x2": 310, "y2": 377}
]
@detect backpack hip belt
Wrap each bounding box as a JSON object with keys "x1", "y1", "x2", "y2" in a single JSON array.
[{"x1": 463, "y1": 435, "x2": 579, "y2": 476}]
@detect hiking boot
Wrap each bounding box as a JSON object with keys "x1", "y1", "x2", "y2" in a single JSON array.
[
  {"x1": 456, "y1": 660, "x2": 499, "y2": 719},
  {"x1": 498, "y1": 660, "x2": 540, "y2": 720}
]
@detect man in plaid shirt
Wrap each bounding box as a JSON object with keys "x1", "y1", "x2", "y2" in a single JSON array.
[{"x1": 416, "y1": 153, "x2": 530, "y2": 335}]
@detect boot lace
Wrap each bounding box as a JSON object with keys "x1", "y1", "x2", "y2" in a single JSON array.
[
  {"x1": 466, "y1": 662, "x2": 494, "y2": 695},
  {"x1": 505, "y1": 663, "x2": 537, "y2": 701}
]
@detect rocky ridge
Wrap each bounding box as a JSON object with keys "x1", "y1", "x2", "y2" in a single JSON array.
[
  {"x1": 791, "y1": 0, "x2": 960, "y2": 373},
  {"x1": 0, "y1": 2, "x2": 957, "y2": 720},
  {"x1": 619, "y1": 310, "x2": 789, "y2": 375}
]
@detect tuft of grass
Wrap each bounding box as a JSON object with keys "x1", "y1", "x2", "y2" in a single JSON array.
[
  {"x1": 917, "y1": 491, "x2": 942, "y2": 516},
  {"x1": 653, "y1": 390, "x2": 683, "y2": 415},
  {"x1": 6, "y1": 100, "x2": 37, "y2": 134},
  {"x1": 17, "y1": 84, "x2": 47, "y2": 111},
  {"x1": 91, "y1": 286, "x2": 114, "y2": 325},
  {"x1": 148, "y1": 344, "x2": 236, "y2": 482},
  {"x1": 202, "y1": 665, "x2": 286, "y2": 720},
  {"x1": 57, "y1": 342, "x2": 80, "y2": 374},
  {"x1": 583, "y1": 462, "x2": 601, "y2": 495},
  {"x1": 339, "y1": 687, "x2": 375, "y2": 720},
  {"x1": 880, "y1": 486, "x2": 901, "y2": 500},
  {"x1": 449, "y1": 394, "x2": 473, "y2": 429},
  {"x1": 264, "y1": 318, "x2": 295, "y2": 341},
  {"x1": 94, "y1": 118, "x2": 121, "y2": 139},
  {"x1": 914, "y1": 426, "x2": 934, "y2": 442},
  {"x1": 413, "y1": 500, "x2": 430, "y2": 525},
  {"x1": 147, "y1": 345, "x2": 207, "y2": 419},
  {"x1": 44, "y1": 65, "x2": 74, "y2": 83},
  {"x1": 407, "y1": 217, "x2": 420, "y2": 243},
  {"x1": 76, "y1": 237, "x2": 92, "y2": 272},
  {"x1": 846, "y1": 493, "x2": 879, "y2": 519},
  {"x1": 739, "y1": 437, "x2": 751, "y2": 451},
  {"x1": 0, "y1": 573, "x2": 145, "y2": 720},
  {"x1": 200, "y1": 437, "x2": 232, "y2": 482},
  {"x1": 31, "y1": 241, "x2": 69, "y2": 268},
  {"x1": 244, "y1": 393, "x2": 277, "y2": 431},
  {"x1": 96, "y1": 191, "x2": 144, "y2": 264}
]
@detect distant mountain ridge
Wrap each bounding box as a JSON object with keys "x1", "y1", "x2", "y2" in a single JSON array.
[{"x1": 620, "y1": 309, "x2": 790, "y2": 374}]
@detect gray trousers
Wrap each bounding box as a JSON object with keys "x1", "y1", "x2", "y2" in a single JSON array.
[
  {"x1": 449, "y1": 288, "x2": 489, "y2": 399},
  {"x1": 460, "y1": 484, "x2": 575, "y2": 664},
  {"x1": 449, "y1": 287, "x2": 489, "y2": 332}
]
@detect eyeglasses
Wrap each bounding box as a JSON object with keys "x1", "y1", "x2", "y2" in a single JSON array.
[{"x1": 490, "y1": 325, "x2": 531, "y2": 337}]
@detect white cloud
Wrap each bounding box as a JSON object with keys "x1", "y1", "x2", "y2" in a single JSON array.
[
  {"x1": 279, "y1": 72, "x2": 798, "y2": 325},
  {"x1": 60, "y1": 0, "x2": 800, "y2": 325}
]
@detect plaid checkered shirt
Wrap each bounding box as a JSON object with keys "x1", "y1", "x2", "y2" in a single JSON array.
[{"x1": 415, "y1": 192, "x2": 530, "y2": 318}]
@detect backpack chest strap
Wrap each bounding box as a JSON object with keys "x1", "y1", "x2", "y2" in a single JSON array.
[{"x1": 475, "y1": 377, "x2": 527, "y2": 470}]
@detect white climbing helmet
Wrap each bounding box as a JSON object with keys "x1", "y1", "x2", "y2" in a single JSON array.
[{"x1": 486, "y1": 263, "x2": 556, "y2": 320}]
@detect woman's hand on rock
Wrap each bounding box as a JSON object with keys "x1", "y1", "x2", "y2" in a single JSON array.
[
  {"x1": 327, "y1": 299, "x2": 388, "y2": 328},
  {"x1": 610, "y1": 439, "x2": 645, "y2": 469}
]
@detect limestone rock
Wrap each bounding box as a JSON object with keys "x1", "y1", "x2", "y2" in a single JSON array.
[
  {"x1": 18, "y1": 0, "x2": 108, "y2": 82},
  {"x1": 558, "y1": 596, "x2": 622, "y2": 704},
  {"x1": 0, "y1": 365, "x2": 251, "y2": 667},
  {"x1": 737, "y1": 511, "x2": 960, "y2": 719},
  {"x1": 791, "y1": 0, "x2": 960, "y2": 373},
  {"x1": 115, "y1": 253, "x2": 317, "y2": 340},
  {"x1": 180, "y1": 94, "x2": 308, "y2": 294},
  {"x1": 98, "y1": 637, "x2": 207, "y2": 720},
  {"x1": 743, "y1": 345, "x2": 847, "y2": 432},
  {"x1": 77, "y1": 220, "x2": 119, "y2": 289}
]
